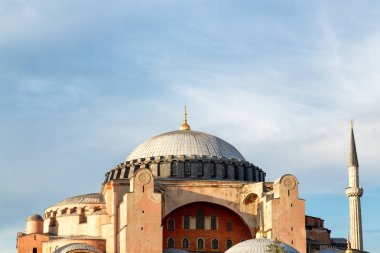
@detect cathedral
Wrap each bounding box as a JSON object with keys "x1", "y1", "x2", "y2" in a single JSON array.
[{"x1": 16, "y1": 111, "x2": 365, "y2": 253}]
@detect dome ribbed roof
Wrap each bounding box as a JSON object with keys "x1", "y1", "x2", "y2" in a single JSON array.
[
  {"x1": 127, "y1": 130, "x2": 245, "y2": 161},
  {"x1": 56, "y1": 193, "x2": 105, "y2": 206},
  {"x1": 225, "y1": 238, "x2": 299, "y2": 253},
  {"x1": 53, "y1": 243, "x2": 102, "y2": 253}
]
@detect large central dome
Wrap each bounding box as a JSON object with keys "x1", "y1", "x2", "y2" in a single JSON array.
[
  {"x1": 104, "y1": 112, "x2": 265, "y2": 184},
  {"x1": 126, "y1": 130, "x2": 245, "y2": 161}
]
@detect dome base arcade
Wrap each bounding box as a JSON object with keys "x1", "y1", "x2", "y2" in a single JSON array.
[{"x1": 103, "y1": 155, "x2": 266, "y2": 184}]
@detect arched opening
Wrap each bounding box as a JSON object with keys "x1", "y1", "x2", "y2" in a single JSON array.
[
  {"x1": 182, "y1": 237, "x2": 189, "y2": 248},
  {"x1": 167, "y1": 237, "x2": 175, "y2": 248},
  {"x1": 197, "y1": 238, "x2": 204, "y2": 249},
  {"x1": 163, "y1": 201, "x2": 252, "y2": 252},
  {"x1": 226, "y1": 239, "x2": 233, "y2": 249},
  {"x1": 212, "y1": 239, "x2": 219, "y2": 249},
  {"x1": 33, "y1": 248, "x2": 37, "y2": 253}
]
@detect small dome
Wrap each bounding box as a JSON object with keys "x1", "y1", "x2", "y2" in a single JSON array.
[
  {"x1": 127, "y1": 130, "x2": 245, "y2": 161},
  {"x1": 225, "y1": 238, "x2": 299, "y2": 253},
  {"x1": 27, "y1": 214, "x2": 43, "y2": 221}
]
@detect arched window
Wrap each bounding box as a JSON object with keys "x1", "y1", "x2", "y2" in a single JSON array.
[
  {"x1": 211, "y1": 215, "x2": 217, "y2": 230},
  {"x1": 168, "y1": 218, "x2": 175, "y2": 231},
  {"x1": 227, "y1": 220, "x2": 233, "y2": 231},
  {"x1": 197, "y1": 238, "x2": 204, "y2": 249},
  {"x1": 182, "y1": 237, "x2": 189, "y2": 248},
  {"x1": 234, "y1": 165, "x2": 239, "y2": 180},
  {"x1": 196, "y1": 209, "x2": 204, "y2": 229},
  {"x1": 197, "y1": 164, "x2": 203, "y2": 176},
  {"x1": 184, "y1": 162, "x2": 191, "y2": 177},
  {"x1": 227, "y1": 239, "x2": 233, "y2": 249},
  {"x1": 171, "y1": 161, "x2": 179, "y2": 176},
  {"x1": 168, "y1": 237, "x2": 175, "y2": 248},
  {"x1": 212, "y1": 239, "x2": 219, "y2": 249},
  {"x1": 33, "y1": 248, "x2": 37, "y2": 253},
  {"x1": 183, "y1": 215, "x2": 190, "y2": 229},
  {"x1": 210, "y1": 163, "x2": 215, "y2": 177}
]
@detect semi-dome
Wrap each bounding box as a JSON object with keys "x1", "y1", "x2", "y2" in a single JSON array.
[
  {"x1": 127, "y1": 130, "x2": 245, "y2": 161},
  {"x1": 53, "y1": 243, "x2": 102, "y2": 253},
  {"x1": 225, "y1": 238, "x2": 299, "y2": 253},
  {"x1": 55, "y1": 193, "x2": 105, "y2": 206}
]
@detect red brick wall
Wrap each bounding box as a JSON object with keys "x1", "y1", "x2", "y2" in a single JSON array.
[
  {"x1": 163, "y1": 202, "x2": 252, "y2": 252},
  {"x1": 17, "y1": 234, "x2": 49, "y2": 253}
]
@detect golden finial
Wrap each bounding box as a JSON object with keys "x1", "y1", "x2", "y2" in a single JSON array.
[
  {"x1": 180, "y1": 106, "x2": 191, "y2": 130},
  {"x1": 346, "y1": 234, "x2": 352, "y2": 253},
  {"x1": 255, "y1": 206, "x2": 267, "y2": 238}
]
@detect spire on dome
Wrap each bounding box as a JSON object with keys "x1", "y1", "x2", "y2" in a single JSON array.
[
  {"x1": 349, "y1": 119, "x2": 359, "y2": 167},
  {"x1": 180, "y1": 106, "x2": 191, "y2": 131}
]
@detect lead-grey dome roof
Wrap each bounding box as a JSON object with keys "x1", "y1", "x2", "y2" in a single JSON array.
[
  {"x1": 225, "y1": 238, "x2": 299, "y2": 253},
  {"x1": 55, "y1": 193, "x2": 105, "y2": 206},
  {"x1": 53, "y1": 243, "x2": 102, "y2": 253},
  {"x1": 27, "y1": 213, "x2": 43, "y2": 221},
  {"x1": 126, "y1": 130, "x2": 245, "y2": 161}
]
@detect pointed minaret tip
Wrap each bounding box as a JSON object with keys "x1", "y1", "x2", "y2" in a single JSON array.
[
  {"x1": 180, "y1": 106, "x2": 191, "y2": 131},
  {"x1": 348, "y1": 119, "x2": 359, "y2": 167}
]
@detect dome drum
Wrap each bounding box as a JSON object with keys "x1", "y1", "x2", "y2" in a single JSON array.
[{"x1": 103, "y1": 155, "x2": 266, "y2": 184}]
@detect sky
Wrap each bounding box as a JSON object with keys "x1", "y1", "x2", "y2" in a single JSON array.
[{"x1": 0, "y1": 0, "x2": 379, "y2": 252}]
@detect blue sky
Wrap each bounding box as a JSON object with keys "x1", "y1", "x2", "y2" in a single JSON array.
[{"x1": 1, "y1": 1, "x2": 379, "y2": 252}]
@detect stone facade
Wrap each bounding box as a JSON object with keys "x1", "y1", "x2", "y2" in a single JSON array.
[{"x1": 17, "y1": 126, "x2": 308, "y2": 253}]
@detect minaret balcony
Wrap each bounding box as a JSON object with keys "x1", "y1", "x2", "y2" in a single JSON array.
[{"x1": 345, "y1": 187, "x2": 363, "y2": 197}]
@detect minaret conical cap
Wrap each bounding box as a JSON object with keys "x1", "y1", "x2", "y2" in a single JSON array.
[{"x1": 349, "y1": 120, "x2": 359, "y2": 167}]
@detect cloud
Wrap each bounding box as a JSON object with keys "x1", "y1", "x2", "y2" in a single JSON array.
[{"x1": 1, "y1": 1, "x2": 380, "y2": 252}]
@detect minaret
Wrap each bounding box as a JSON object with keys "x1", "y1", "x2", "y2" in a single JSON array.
[{"x1": 345, "y1": 120, "x2": 364, "y2": 250}]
